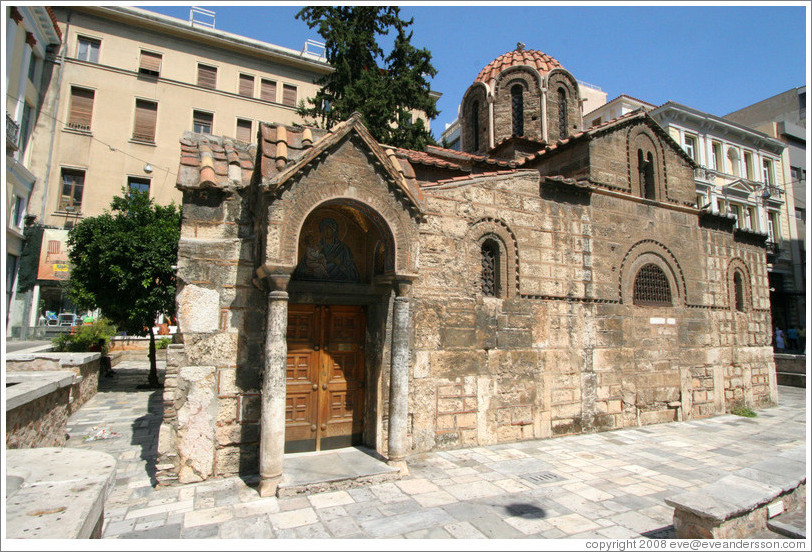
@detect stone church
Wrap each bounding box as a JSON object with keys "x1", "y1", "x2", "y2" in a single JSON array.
[{"x1": 156, "y1": 45, "x2": 777, "y2": 495}]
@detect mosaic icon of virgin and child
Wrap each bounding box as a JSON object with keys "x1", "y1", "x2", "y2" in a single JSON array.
[{"x1": 294, "y1": 217, "x2": 360, "y2": 282}]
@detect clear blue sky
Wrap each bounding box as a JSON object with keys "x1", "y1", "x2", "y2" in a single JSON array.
[{"x1": 137, "y1": 3, "x2": 808, "y2": 137}]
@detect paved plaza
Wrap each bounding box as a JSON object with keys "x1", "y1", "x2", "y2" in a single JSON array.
[{"x1": 64, "y1": 361, "x2": 807, "y2": 540}]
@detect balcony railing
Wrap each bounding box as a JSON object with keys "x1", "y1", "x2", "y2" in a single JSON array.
[
  {"x1": 7, "y1": 113, "x2": 20, "y2": 151},
  {"x1": 766, "y1": 241, "x2": 780, "y2": 260}
]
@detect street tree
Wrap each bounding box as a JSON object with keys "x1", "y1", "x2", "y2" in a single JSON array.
[
  {"x1": 66, "y1": 189, "x2": 181, "y2": 387},
  {"x1": 296, "y1": 6, "x2": 439, "y2": 150}
]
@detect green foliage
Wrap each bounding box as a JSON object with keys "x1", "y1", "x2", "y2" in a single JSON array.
[
  {"x1": 66, "y1": 189, "x2": 180, "y2": 386},
  {"x1": 66, "y1": 189, "x2": 180, "y2": 336},
  {"x1": 296, "y1": 6, "x2": 438, "y2": 150},
  {"x1": 731, "y1": 404, "x2": 757, "y2": 418},
  {"x1": 51, "y1": 318, "x2": 117, "y2": 354},
  {"x1": 156, "y1": 337, "x2": 172, "y2": 350}
]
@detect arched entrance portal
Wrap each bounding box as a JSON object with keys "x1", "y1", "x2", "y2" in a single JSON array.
[{"x1": 285, "y1": 201, "x2": 393, "y2": 453}]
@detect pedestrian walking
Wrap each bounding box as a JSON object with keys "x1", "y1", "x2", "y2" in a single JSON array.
[
  {"x1": 774, "y1": 327, "x2": 785, "y2": 351},
  {"x1": 787, "y1": 327, "x2": 799, "y2": 351}
]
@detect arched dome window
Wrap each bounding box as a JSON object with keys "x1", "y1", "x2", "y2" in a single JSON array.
[
  {"x1": 511, "y1": 84, "x2": 524, "y2": 137},
  {"x1": 557, "y1": 87, "x2": 568, "y2": 138},
  {"x1": 733, "y1": 271, "x2": 745, "y2": 311},
  {"x1": 471, "y1": 100, "x2": 480, "y2": 152}
]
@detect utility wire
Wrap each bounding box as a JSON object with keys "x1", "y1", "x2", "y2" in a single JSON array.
[{"x1": 7, "y1": 91, "x2": 178, "y2": 180}]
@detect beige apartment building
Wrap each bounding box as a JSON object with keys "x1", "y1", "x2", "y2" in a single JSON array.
[{"x1": 11, "y1": 6, "x2": 332, "y2": 335}]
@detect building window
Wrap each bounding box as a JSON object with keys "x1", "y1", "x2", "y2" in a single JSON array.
[
  {"x1": 696, "y1": 193, "x2": 706, "y2": 209},
  {"x1": 239, "y1": 73, "x2": 254, "y2": 97},
  {"x1": 236, "y1": 118, "x2": 252, "y2": 142},
  {"x1": 762, "y1": 158, "x2": 774, "y2": 185},
  {"x1": 683, "y1": 134, "x2": 698, "y2": 161},
  {"x1": 743, "y1": 151, "x2": 754, "y2": 180},
  {"x1": 711, "y1": 141, "x2": 723, "y2": 171},
  {"x1": 282, "y1": 84, "x2": 297, "y2": 107},
  {"x1": 28, "y1": 50, "x2": 38, "y2": 82},
  {"x1": 11, "y1": 195, "x2": 26, "y2": 229},
  {"x1": 726, "y1": 147, "x2": 740, "y2": 177},
  {"x1": 197, "y1": 63, "x2": 217, "y2": 89},
  {"x1": 716, "y1": 198, "x2": 727, "y2": 215},
  {"x1": 7, "y1": 253, "x2": 19, "y2": 312},
  {"x1": 139, "y1": 50, "x2": 162, "y2": 78},
  {"x1": 745, "y1": 206, "x2": 756, "y2": 231},
  {"x1": 76, "y1": 36, "x2": 100, "y2": 63},
  {"x1": 132, "y1": 99, "x2": 158, "y2": 142},
  {"x1": 471, "y1": 100, "x2": 480, "y2": 152},
  {"x1": 67, "y1": 86, "x2": 94, "y2": 131},
  {"x1": 796, "y1": 207, "x2": 805, "y2": 222},
  {"x1": 19, "y1": 102, "x2": 33, "y2": 154},
  {"x1": 260, "y1": 78, "x2": 277, "y2": 102},
  {"x1": 557, "y1": 87, "x2": 568, "y2": 138},
  {"x1": 481, "y1": 239, "x2": 500, "y2": 297},
  {"x1": 127, "y1": 176, "x2": 150, "y2": 195},
  {"x1": 733, "y1": 271, "x2": 745, "y2": 312},
  {"x1": 768, "y1": 211, "x2": 781, "y2": 243},
  {"x1": 638, "y1": 149, "x2": 655, "y2": 199},
  {"x1": 192, "y1": 110, "x2": 213, "y2": 134},
  {"x1": 633, "y1": 264, "x2": 672, "y2": 306},
  {"x1": 730, "y1": 203, "x2": 744, "y2": 228},
  {"x1": 511, "y1": 84, "x2": 523, "y2": 137},
  {"x1": 59, "y1": 168, "x2": 85, "y2": 211}
]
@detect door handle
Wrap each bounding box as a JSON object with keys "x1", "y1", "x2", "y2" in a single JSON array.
[
  {"x1": 321, "y1": 424, "x2": 327, "y2": 431},
  {"x1": 322, "y1": 383, "x2": 328, "y2": 390},
  {"x1": 313, "y1": 345, "x2": 319, "y2": 351},
  {"x1": 310, "y1": 425, "x2": 316, "y2": 432},
  {"x1": 312, "y1": 384, "x2": 318, "y2": 390}
]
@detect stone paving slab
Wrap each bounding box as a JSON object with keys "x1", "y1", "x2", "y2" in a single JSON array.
[{"x1": 60, "y1": 362, "x2": 808, "y2": 540}]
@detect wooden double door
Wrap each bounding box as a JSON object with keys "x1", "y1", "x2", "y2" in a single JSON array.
[{"x1": 285, "y1": 304, "x2": 366, "y2": 453}]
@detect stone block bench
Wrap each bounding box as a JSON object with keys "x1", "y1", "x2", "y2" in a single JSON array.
[
  {"x1": 6, "y1": 371, "x2": 75, "y2": 448},
  {"x1": 665, "y1": 446, "x2": 806, "y2": 538},
  {"x1": 6, "y1": 448, "x2": 117, "y2": 538},
  {"x1": 774, "y1": 353, "x2": 806, "y2": 388}
]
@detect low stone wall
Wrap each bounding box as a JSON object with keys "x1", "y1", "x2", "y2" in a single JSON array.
[
  {"x1": 666, "y1": 446, "x2": 806, "y2": 538},
  {"x1": 6, "y1": 371, "x2": 75, "y2": 448},
  {"x1": 774, "y1": 353, "x2": 806, "y2": 388},
  {"x1": 6, "y1": 352, "x2": 102, "y2": 414},
  {"x1": 110, "y1": 336, "x2": 170, "y2": 361}
]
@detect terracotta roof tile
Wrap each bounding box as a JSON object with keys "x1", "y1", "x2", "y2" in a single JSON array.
[{"x1": 476, "y1": 47, "x2": 563, "y2": 84}]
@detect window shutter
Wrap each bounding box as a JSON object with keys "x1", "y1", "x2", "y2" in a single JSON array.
[
  {"x1": 68, "y1": 87, "x2": 94, "y2": 130},
  {"x1": 133, "y1": 99, "x2": 157, "y2": 142},
  {"x1": 260, "y1": 79, "x2": 276, "y2": 102},
  {"x1": 282, "y1": 84, "x2": 297, "y2": 107},
  {"x1": 139, "y1": 51, "x2": 162, "y2": 74},
  {"x1": 239, "y1": 74, "x2": 254, "y2": 97},
  {"x1": 197, "y1": 64, "x2": 217, "y2": 89},
  {"x1": 236, "y1": 119, "x2": 252, "y2": 142}
]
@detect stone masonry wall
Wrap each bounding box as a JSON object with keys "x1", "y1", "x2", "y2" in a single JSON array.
[
  {"x1": 6, "y1": 386, "x2": 72, "y2": 449},
  {"x1": 408, "y1": 169, "x2": 775, "y2": 454},
  {"x1": 6, "y1": 353, "x2": 101, "y2": 414}
]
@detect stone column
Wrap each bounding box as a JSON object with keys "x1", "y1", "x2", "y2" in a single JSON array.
[
  {"x1": 387, "y1": 280, "x2": 412, "y2": 473},
  {"x1": 258, "y1": 275, "x2": 289, "y2": 497}
]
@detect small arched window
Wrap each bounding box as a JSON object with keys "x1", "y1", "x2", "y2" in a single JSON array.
[
  {"x1": 633, "y1": 264, "x2": 671, "y2": 306},
  {"x1": 557, "y1": 87, "x2": 568, "y2": 138},
  {"x1": 733, "y1": 271, "x2": 745, "y2": 311},
  {"x1": 481, "y1": 239, "x2": 500, "y2": 297},
  {"x1": 727, "y1": 147, "x2": 740, "y2": 177},
  {"x1": 471, "y1": 100, "x2": 480, "y2": 152},
  {"x1": 638, "y1": 149, "x2": 656, "y2": 199},
  {"x1": 511, "y1": 84, "x2": 524, "y2": 137}
]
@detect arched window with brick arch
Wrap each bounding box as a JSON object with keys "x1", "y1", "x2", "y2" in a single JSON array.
[
  {"x1": 511, "y1": 84, "x2": 524, "y2": 137},
  {"x1": 633, "y1": 264, "x2": 672, "y2": 306},
  {"x1": 733, "y1": 271, "x2": 745, "y2": 311},
  {"x1": 481, "y1": 238, "x2": 501, "y2": 297}
]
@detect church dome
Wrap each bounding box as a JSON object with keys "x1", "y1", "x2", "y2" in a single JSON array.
[{"x1": 475, "y1": 43, "x2": 563, "y2": 84}]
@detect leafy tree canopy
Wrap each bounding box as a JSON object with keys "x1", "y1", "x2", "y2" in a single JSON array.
[
  {"x1": 66, "y1": 189, "x2": 181, "y2": 386},
  {"x1": 296, "y1": 6, "x2": 439, "y2": 150}
]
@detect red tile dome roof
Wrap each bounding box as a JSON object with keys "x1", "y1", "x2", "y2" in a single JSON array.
[{"x1": 475, "y1": 44, "x2": 563, "y2": 84}]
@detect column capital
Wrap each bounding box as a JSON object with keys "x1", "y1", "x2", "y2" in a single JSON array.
[
  {"x1": 255, "y1": 263, "x2": 292, "y2": 293},
  {"x1": 392, "y1": 274, "x2": 418, "y2": 298}
]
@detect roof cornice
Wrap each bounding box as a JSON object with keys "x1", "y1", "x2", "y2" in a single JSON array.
[{"x1": 69, "y1": 6, "x2": 332, "y2": 74}]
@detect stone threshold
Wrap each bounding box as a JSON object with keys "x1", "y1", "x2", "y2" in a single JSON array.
[{"x1": 277, "y1": 446, "x2": 401, "y2": 497}]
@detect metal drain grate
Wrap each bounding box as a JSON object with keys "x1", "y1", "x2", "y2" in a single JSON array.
[{"x1": 522, "y1": 471, "x2": 565, "y2": 484}]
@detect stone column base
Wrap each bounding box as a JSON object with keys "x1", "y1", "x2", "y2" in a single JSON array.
[
  {"x1": 387, "y1": 459, "x2": 409, "y2": 475},
  {"x1": 258, "y1": 476, "x2": 281, "y2": 497}
]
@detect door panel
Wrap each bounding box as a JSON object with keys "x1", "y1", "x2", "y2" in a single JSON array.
[{"x1": 285, "y1": 304, "x2": 365, "y2": 452}]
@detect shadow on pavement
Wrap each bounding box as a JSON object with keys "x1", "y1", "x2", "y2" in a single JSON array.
[{"x1": 131, "y1": 388, "x2": 164, "y2": 487}]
